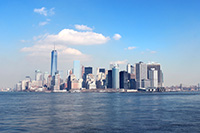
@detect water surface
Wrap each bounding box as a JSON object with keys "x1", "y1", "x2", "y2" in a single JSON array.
[{"x1": 1, "y1": 92, "x2": 200, "y2": 132}]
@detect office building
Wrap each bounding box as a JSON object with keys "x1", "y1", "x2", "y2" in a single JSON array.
[
  {"x1": 136, "y1": 62, "x2": 147, "y2": 89},
  {"x1": 51, "y1": 49, "x2": 57, "y2": 76},
  {"x1": 96, "y1": 72, "x2": 106, "y2": 89},
  {"x1": 107, "y1": 70, "x2": 112, "y2": 88},
  {"x1": 73, "y1": 60, "x2": 80, "y2": 80},
  {"x1": 149, "y1": 68, "x2": 158, "y2": 88},
  {"x1": 147, "y1": 63, "x2": 163, "y2": 87},
  {"x1": 85, "y1": 67, "x2": 93, "y2": 75},
  {"x1": 120, "y1": 71, "x2": 129, "y2": 89},
  {"x1": 43, "y1": 72, "x2": 49, "y2": 85},
  {"x1": 97, "y1": 67, "x2": 106, "y2": 74},
  {"x1": 35, "y1": 70, "x2": 43, "y2": 81},
  {"x1": 130, "y1": 79, "x2": 137, "y2": 89},
  {"x1": 112, "y1": 66, "x2": 119, "y2": 89}
]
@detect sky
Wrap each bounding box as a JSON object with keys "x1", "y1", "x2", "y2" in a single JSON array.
[{"x1": 1, "y1": 0, "x2": 200, "y2": 88}]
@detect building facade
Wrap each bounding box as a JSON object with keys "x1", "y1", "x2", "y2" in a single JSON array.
[
  {"x1": 51, "y1": 50, "x2": 57, "y2": 76},
  {"x1": 112, "y1": 66, "x2": 119, "y2": 89}
]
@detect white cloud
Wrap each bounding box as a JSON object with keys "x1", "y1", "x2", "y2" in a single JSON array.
[
  {"x1": 125, "y1": 46, "x2": 136, "y2": 50},
  {"x1": 34, "y1": 7, "x2": 55, "y2": 16},
  {"x1": 39, "y1": 19, "x2": 51, "y2": 26},
  {"x1": 36, "y1": 29, "x2": 110, "y2": 45},
  {"x1": 39, "y1": 21, "x2": 48, "y2": 26},
  {"x1": 110, "y1": 59, "x2": 128, "y2": 65},
  {"x1": 113, "y1": 34, "x2": 121, "y2": 40},
  {"x1": 21, "y1": 44, "x2": 91, "y2": 62},
  {"x1": 75, "y1": 24, "x2": 93, "y2": 31},
  {"x1": 21, "y1": 28, "x2": 110, "y2": 62}
]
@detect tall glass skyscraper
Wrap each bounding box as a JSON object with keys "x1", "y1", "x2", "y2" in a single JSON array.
[
  {"x1": 51, "y1": 50, "x2": 57, "y2": 76},
  {"x1": 112, "y1": 66, "x2": 119, "y2": 89},
  {"x1": 73, "y1": 60, "x2": 80, "y2": 80}
]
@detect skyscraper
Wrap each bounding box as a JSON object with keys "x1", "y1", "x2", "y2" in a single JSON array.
[
  {"x1": 120, "y1": 71, "x2": 129, "y2": 89},
  {"x1": 149, "y1": 68, "x2": 158, "y2": 88},
  {"x1": 97, "y1": 67, "x2": 106, "y2": 74},
  {"x1": 73, "y1": 60, "x2": 80, "y2": 80},
  {"x1": 136, "y1": 61, "x2": 147, "y2": 89},
  {"x1": 43, "y1": 72, "x2": 49, "y2": 85},
  {"x1": 35, "y1": 70, "x2": 43, "y2": 81},
  {"x1": 147, "y1": 63, "x2": 163, "y2": 87},
  {"x1": 51, "y1": 49, "x2": 57, "y2": 76},
  {"x1": 127, "y1": 63, "x2": 134, "y2": 74},
  {"x1": 85, "y1": 67, "x2": 93, "y2": 75},
  {"x1": 112, "y1": 66, "x2": 119, "y2": 89},
  {"x1": 82, "y1": 66, "x2": 92, "y2": 88},
  {"x1": 107, "y1": 70, "x2": 112, "y2": 88}
]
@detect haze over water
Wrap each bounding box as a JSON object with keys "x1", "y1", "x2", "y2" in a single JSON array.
[{"x1": 1, "y1": 92, "x2": 200, "y2": 132}]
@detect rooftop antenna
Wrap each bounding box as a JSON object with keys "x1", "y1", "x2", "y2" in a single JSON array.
[{"x1": 54, "y1": 42, "x2": 55, "y2": 50}]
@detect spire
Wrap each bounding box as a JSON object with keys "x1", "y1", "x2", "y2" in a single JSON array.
[{"x1": 54, "y1": 43, "x2": 55, "y2": 50}]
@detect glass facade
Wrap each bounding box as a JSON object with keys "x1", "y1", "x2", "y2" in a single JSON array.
[
  {"x1": 51, "y1": 50, "x2": 57, "y2": 76},
  {"x1": 112, "y1": 66, "x2": 119, "y2": 89},
  {"x1": 73, "y1": 60, "x2": 80, "y2": 80}
]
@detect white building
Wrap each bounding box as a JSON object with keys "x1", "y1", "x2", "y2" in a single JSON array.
[
  {"x1": 86, "y1": 74, "x2": 96, "y2": 89},
  {"x1": 43, "y1": 72, "x2": 49, "y2": 85},
  {"x1": 35, "y1": 70, "x2": 43, "y2": 81},
  {"x1": 149, "y1": 68, "x2": 158, "y2": 88},
  {"x1": 136, "y1": 62, "x2": 147, "y2": 89}
]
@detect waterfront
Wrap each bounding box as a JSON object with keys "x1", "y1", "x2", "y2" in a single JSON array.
[{"x1": 1, "y1": 92, "x2": 200, "y2": 132}]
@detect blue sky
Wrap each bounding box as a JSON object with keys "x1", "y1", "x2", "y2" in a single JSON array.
[{"x1": 1, "y1": 0, "x2": 200, "y2": 88}]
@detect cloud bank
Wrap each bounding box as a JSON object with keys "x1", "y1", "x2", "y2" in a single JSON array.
[
  {"x1": 21, "y1": 28, "x2": 110, "y2": 62},
  {"x1": 36, "y1": 29, "x2": 110, "y2": 45}
]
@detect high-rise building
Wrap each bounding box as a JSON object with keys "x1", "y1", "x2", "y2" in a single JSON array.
[
  {"x1": 81, "y1": 65, "x2": 85, "y2": 78},
  {"x1": 136, "y1": 62, "x2": 147, "y2": 89},
  {"x1": 52, "y1": 72, "x2": 60, "y2": 91},
  {"x1": 127, "y1": 63, "x2": 134, "y2": 74},
  {"x1": 43, "y1": 72, "x2": 49, "y2": 85},
  {"x1": 149, "y1": 68, "x2": 158, "y2": 88},
  {"x1": 141, "y1": 79, "x2": 150, "y2": 89},
  {"x1": 127, "y1": 63, "x2": 131, "y2": 73},
  {"x1": 51, "y1": 49, "x2": 57, "y2": 76},
  {"x1": 96, "y1": 72, "x2": 106, "y2": 89},
  {"x1": 112, "y1": 66, "x2": 119, "y2": 89},
  {"x1": 35, "y1": 70, "x2": 43, "y2": 81},
  {"x1": 73, "y1": 60, "x2": 80, "y2": 80},
  {"x1": 130, "y1": 79, "x2": 137, "y2": 89},
  {"x1": 86, "y1": 74, "x2": 96, "y2": 89},
  {"x1": 147, "y1": 63, "x2": 164, "y2": 87},
  {"x1": 85, "y1": 67, "x2": 93, "y2": 75},
  {"x1": 67, "y1": 74, "x2": 82, "y2": 90},
  {"x1": 107, "y1": 70, "x2": 112, "y2": 88},
  {"x1": 120, "y1": 71, "x2": 129, "y2": 89},
  {"x1": 97, "y1": 67, "x2": 106, "y2": 74},
  {"x1": 82, "y1": 66, "x2": 92, "y2": 88}
]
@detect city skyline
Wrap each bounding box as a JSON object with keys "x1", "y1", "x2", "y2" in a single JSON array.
[
  {"x1": 14, "y1": 48, "x2": 165, "y2": 92},
  {"x1": 1, "y1": 0, "x2": 200, "y2": 88}
]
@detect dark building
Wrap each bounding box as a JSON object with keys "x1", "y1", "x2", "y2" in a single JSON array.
[
  {"x1": 99, "y1": 68, "x2": 105, "y2": 73},
  {"x1": 130, "y1": 79, "x2": 137, "y2": 89},
  {"x1": 85, "y1": 67, "x2": 93, "y2": 75},
  {"x1": 120, "y1": 71, "x2": 129, "y2": 89},
  {"x1": 82, "y1": 67, "x2": 93, "y2": 88},
  {"x1": 107, "y1": 70, "x2": 112, "y2": 88}
]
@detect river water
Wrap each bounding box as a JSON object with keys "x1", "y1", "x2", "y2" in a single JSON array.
[{"x1": 0, "y1": 92, "x2": 200, "y2": 132}]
